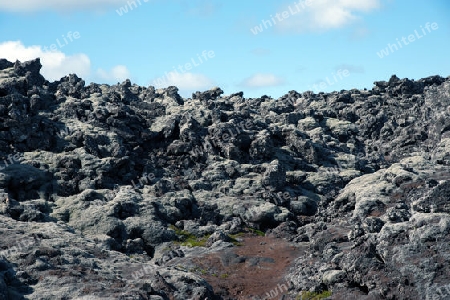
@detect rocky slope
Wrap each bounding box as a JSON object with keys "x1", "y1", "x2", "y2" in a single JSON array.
[{"x1": 0, "y1": 58, "x2": 449, "y2": 299}]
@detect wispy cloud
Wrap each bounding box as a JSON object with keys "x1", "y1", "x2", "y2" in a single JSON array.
[
  {"x1": 239, "y1": 73, "x2": 285, "y2": 88},
  {"x1": 295, "y1": 66, "x2": 307, "y2": 73},
  {"x1": 251, "y1": 48, "x2": 272, "y2": 56},
  {"x1": 177, "y1": 0, "x2": 221, "y2": 17},
  {"x1": 153, "y1": 72, "x2": 215, "y2": 90},
  {"x1": 334, "y1": 64, "x2": 364, "y2": 73},
  {"x1": 0, "y1": 41, "x2": 90, "y2": 80},
  {"x1": 351, "y1": 27, "x2": 371, "y2": 40},
  {"x1": 274, "y1": 0, "x2": 381, "y2": 34},
  {"x1": 97, "y1": 65, "x2": 131, "y2": 83},
  {"x1": 151, "y1": 72, "x2": 216, "y2": 98},
  {"x1": 0, "y1": 0, "x2": 131, "y2": 12}
]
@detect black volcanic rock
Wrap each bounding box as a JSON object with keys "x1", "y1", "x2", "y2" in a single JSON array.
[
  {"x1": 0, "y1": 58, "x2": 449, "y2": 299},
  {"x1": 0, "y1": 59, "x2": 13, "y2": 71}
]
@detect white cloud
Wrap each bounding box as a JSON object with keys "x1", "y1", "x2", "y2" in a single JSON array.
[
  {"x1": 239, "y1": 73, "x2": 285, "y2": 88},
  {"x1": 0, "y1": 40, "x2": 130, "y2": 84},
  {"x1": 0, "y1": 0, "x2": 130, "y2": 12},
  {"x1": 0, "y1": 41, "x2": 90, "y2": 80},
  {"x1": 152, "y1": 72, "x2": 215, "y2": 90},
  {"x1": 97, "y1": 65, "x2": 131, "y2": 83},
  {"x1": 275, "y1": 0, "x2": 381, "y2": 33}
]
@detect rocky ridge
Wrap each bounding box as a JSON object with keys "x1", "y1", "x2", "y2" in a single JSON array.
[{"x1": 0, "y1": 58, "x2": 449, "y2": 299}]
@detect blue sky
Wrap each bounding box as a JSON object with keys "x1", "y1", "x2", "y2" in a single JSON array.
[{"x1": 0, "y1": 0, "x2": 448, "y2": 98}]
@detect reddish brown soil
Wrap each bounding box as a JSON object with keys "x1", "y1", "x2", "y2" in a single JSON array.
[{"x1": 190, "y1": 233, "x2": 306, "y2": 299}]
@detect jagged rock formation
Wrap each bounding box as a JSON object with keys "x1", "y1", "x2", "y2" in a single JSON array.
[{"x1": 0, "y1": 58, "x2": 449, "y2": 299}]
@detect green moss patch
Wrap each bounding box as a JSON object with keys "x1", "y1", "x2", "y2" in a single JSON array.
[
  {"x1": 169, "y1": 225, "x2": 210, "y2": 247},
  {"x1": 247, "y1": 227, "x2": 265, "y2": 236},
  {"x1": 297, "y1": 290, "x2": 332, "y2": 300}
]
